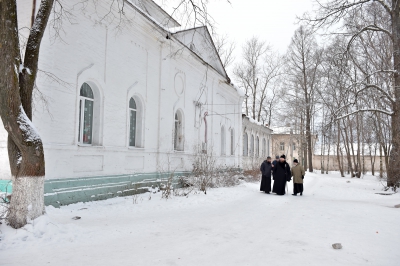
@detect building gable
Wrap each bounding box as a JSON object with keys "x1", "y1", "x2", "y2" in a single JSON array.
[{"x1": 172, "y1": 26, "x2": 228, "y2": 80}]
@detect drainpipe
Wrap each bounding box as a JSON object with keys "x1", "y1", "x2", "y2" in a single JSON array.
[
  {"x1": 204, "y1": 111, "x2": 208, "y2": 146},
  {"x1": 156, "y1": 41, "x2": 164, "y2": 169}
]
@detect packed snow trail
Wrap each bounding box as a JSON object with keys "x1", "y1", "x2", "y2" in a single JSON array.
[{"x1": 1, "y1": 172, "x2": 399, "y2": 265}]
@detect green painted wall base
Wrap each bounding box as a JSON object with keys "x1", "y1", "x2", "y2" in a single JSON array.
[
  {"x1": 0, "y1": 172, "x2": 189, "y2": 207},
  {"x1": 0, "y1": 180, "x2": 12, "y2": 196}
]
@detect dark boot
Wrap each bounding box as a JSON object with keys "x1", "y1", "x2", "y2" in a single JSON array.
[
  {"x1": 300, "y1": 192, "x2": 303, "y2": 196},
  {"x1": 292, "y1": 193, "x2": 297, "y2": 196}
]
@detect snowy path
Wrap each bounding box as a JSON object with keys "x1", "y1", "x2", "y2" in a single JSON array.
[{"x1": 1, "y1": 172, "x2": 400, "y2": 265}]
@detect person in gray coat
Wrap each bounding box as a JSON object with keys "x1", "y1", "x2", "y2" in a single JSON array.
[{"x1": 260, "y1": 156, "x2": 273, "y2": 193}]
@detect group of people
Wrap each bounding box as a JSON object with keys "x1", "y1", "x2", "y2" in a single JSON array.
[{"x1": 260, "y1": 155, "x2": 305, "y2": 196}]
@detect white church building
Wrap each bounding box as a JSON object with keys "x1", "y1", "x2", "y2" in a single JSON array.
[{"x1": 0, "y1": 0, "x2": 244, "y2": 206}]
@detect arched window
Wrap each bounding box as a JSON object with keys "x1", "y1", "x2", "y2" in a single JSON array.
[
  {"x1": 221, "y1": 126, "x2": 226, "y2": 155},
  {"x1": 78, "y1": 83, "x2": 94, "y2": 144},
  {"x1": 174, "y1": 110, "x2": 184, "y2": 151},
  {"x1": 129, "y1": 98, "x2": 137, "y2": 147},
  {"x1": 250, "y1": 135, "x2": 254, "y2": 157},
  {"x1": 243, "y1": 133, "x2": 248, "y2": 156},
  {"x1": 230, "y1": 129, "x2": 234, "y2": 156},
  {"x1": 127, "y1": 95, "x2": 144, "y2": 148},
  {"x1": 262, "y1": 138, "x2": 266, "y2": 157},
  {"x1": 256, "y1": 136, "x2": 260, "y2": 157}
]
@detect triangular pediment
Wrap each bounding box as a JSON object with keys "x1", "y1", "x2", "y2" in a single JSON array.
[{"x1": 172, "y1": 27, "x2": 228, "y2": 79}]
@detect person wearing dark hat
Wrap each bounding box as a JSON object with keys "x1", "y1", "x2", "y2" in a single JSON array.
[
  {"x1": 260, "y1": 156, "x2": 273, "y2": 193},
  {"x1": 291, "y1": 159, "x2": 305, "y2": 196},
  {"x1": 272, "y1": 154, "x2": 291, "y2": 195}
]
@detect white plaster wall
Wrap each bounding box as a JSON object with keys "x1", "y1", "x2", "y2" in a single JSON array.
[
  {"x1": 0, "y1": 0, "x2": 243, "y2": 180},
  {"x1": 242, "y1": 118, "x2": 273, "y2": 170}
]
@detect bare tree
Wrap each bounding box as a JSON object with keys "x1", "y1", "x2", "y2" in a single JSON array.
[
  {"x1": 286, "y1": 26, "x2": 323, "y2": 172},
  {"x1": 0, "y1": 0, "x2": 54, "y2": 229},
  {"x1": 213, "y1": 34, "x2": 236, "y2": 69},
  {"x1": 303, "y1": 0, "x2": 398, "y2": 187},
  {"x1": 234, "y1": 37, "x2": 283, "y2": 123}
]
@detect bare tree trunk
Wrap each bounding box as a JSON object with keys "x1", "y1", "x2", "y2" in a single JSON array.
[
  {"x1": 360, "y1": 114, "x2": 366, "y2": 175},
  {"x1": 348, "y1": 117, "x2": 358, "y2": 177},
  {"x1": 0, "y1": 0, "x2": 53, "y2": 229},
  {"x1": 326, "y1": 126, "x2": 332, "y2": 174},
  {"x1": 306, "y1": 109, "x2": 314, "y2": 172},
  {"x1": 380, "y1": 143, "x2": 384, "y2": 178},
  {"x1": 337, "y1": 121, "x2": 344, "y2": 176},
  {"x1": 387, "y1": 1, "x2": 400, "y2": 187},
  {"x1": 356, "y1": 107, "x2": 362, "y2": 178},
  {"x1": 369, "y1": 144, "x2": 375, "y2": 176},
  {"x1": 302, "y1": 114, "x2": 308, "y2": 170},
  {"x1": 306, "y1": 110, "x2": 313, "y2": 172},
  {"x1": 321, "y1": 134, "x2": 324, "y2": 173},
  {"x1": 342, "y1": 123, "x2": 354, "y2": 177}
]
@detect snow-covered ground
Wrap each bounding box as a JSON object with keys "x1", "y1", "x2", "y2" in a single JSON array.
[{"x1": 1, "y1": 172, "x2": 400, "y2": 265}]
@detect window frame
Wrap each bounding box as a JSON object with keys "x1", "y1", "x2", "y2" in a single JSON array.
[
  {"x1": 221, "y1": 126, "x2": 226, "y2": 156},
  {"x1": 280, "y1": 142, "x2": 285, "y2": 151},
  {"x1": 250, "y1": 135, "x2": 254, "y2": 157},
  {"x1": 78, "y1": 83, "x2": 94, "y2": 146},
  {"x1": 230, "y1": 129, "x2": 235, "y2": 156},
  {"x1": 243, "y1": 132, "x2": 248, "y2": 157},
  {"x1": 262, "y1": 138, "x2": 266, "y2": 157},
  {"x1": 174, "y1": 110, "x2": 184, "y2": 151},
  {"x1": 256, "y1": 136, "x2": 260, "y2": 157},
  {"x1": 129, "y1": 97, "x2": 137, "y2": 147}
]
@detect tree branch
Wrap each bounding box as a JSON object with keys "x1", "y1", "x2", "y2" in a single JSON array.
[
  {"x1": 375, "y1": 0, "x2": 393, "y2": 16},
  {"x1": 20, "y1": 0, "x2": 55, "y2": 120},
  {"x1": 355, "y1": 83, "x2": 395, "y2": 104},
  {"x1": 335, "y1": 108, "x2": 393, "y2": 120},
  {"x1": 347, "y1": 24, "x2": 393, "y2": 52}
]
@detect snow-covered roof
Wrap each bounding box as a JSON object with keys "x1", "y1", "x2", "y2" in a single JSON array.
[
  {"x1": 242, "y1": 116, "x2": 272, "y2": 133},
  {"x1": 127, "y1": 0, "x2": 180, "y2": 28},
  {"x1": 248, "y1": 117, "x2": 264, "y2": 127},
  {"x1": 271, "y1": 127, "x2": 291, "y2": 134},
  {"x1": 231, "y1": 83, "x2": 245, "y2": 97}
]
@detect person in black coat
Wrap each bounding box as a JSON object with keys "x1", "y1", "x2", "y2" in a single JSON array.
[
  {"x1": 260, "y1": 156, "x2": 273, "y2": 193},
  {"x1": 272, "y1": 155, "x2": 279, "y2": 180},
  {"x1": 272, "y1": 155, "x2": 279, "y2": 168},
  {"x1": 272, "y1": 154, "x2": 291, "y2": 195}
]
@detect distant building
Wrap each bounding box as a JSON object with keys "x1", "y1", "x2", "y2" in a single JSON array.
[
  {"x1": 242, "y1": 115, "x2": 273, "y2": 170},
  {"x1": 271, "y1": 127, "x2": 318, "y2": 166}
]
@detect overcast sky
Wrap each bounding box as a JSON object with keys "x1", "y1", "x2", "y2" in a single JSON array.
[{"x1": 207, "y1": 0, "x2": 316, "y2": 73}]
